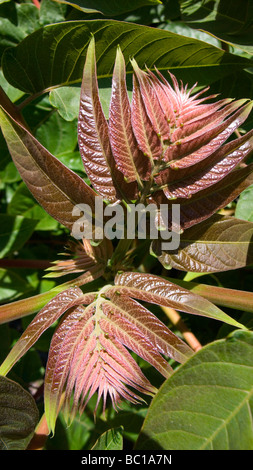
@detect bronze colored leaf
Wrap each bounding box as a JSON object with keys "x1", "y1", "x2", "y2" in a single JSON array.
[
  {"x1": 109, "y1": 47, "x2": 150, "y2": 184},
  {"x1": 0, "y1": 288, "x2": 96, "y2": 376},
  {"x1": 78, "y1": 37, "x2": 137, "y2": 202},
  {"x1": 0, "y1": 107, "x2": 97, "y2": 231},
  {"x1": 111, "y1": 272, "x2": 243, "y2": 327},
  {"x1": 151, "y1": 163, "x2": 253, "y2": 231},
  {"x1": 153, "y1": 214, "x2": 253, "y2": 273}
]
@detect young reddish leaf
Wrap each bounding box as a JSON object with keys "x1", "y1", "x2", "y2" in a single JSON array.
[
  {"x1": 0, "y1": 107, "x2": 96, "y2": 231},
  {"x1": 78, "y1": 37, "x2": 137, "y2": 202},
  {"x1": 131, "y1": 59, "x2": 171, "y2": 140},
  {"x1": 156, "y1": 129, "x2": 253, "y2": 189},
  {"x1": 109, "y1": 47, "x2": 150, "y2": 184},
  {"x1": 45, "y1": 238, "x2": 113, "y2": 278},
  {"x1": 162, "y1": 131, "x2": 253, "y2": 199},
  {"x1": 144, "y1": 68, "x2": 177, "y2": 126},
  {"x1": 103, "y1": 293, "x2": 192, "y2": 366},
  {"x1": 44, "y1": 303, "x2": 93, "y2": 434},
  {"x1": 78, "y1": 37, "x2": 117, "y2": 202},
  {"x1": 151, "y1": 162, "x2": 253, "y2": 231},
  {"x1": 131, "y1": 73, "x2": 162, "y2": 160},
  {"x1": 0, "y1": 288, "x2": 96, "y2": 376},
  {"x1": 177, "y1": 97, "x2": 232, "y2": 127},
  {"x1": 153, "y1": 215, "x2": 253, "y2": 273},
  {"x1": 170, "y1": 278, "x2": 253, "y2": 314},
  {"x1": 163, "y1": 100, "x2": 252, "y2": 162},
  {"x1": 111, "y1": 272, "x2": 244, "y2": 328},
  {"x1": 171, "y1": 98, "x2": 241, "y2": 142},
  {"x1": 177, "y1": 163, "x2": 253, "y2": 229},
  {"x1": 44, "y1": 287, "x2": 161, "y2": 433}
]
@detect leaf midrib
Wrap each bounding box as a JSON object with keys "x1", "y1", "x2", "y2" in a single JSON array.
[
  {"x1": 7, "y1": 115, "x2": 87, "y2": 214},
  {"x1": 153, "y1": 359, "x2": 253, "y2": 449}
]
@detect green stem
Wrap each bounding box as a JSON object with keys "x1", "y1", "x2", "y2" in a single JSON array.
[
  {"x1": 0, "y1": 266, "x2": 104, "y2": 325},
  {"x1": 108, "y1": 237, "x2": 134, "y2": 267},
  {"x1": 168, "y1": 278, "x2": 253, "y2": 314},
  {"x1": 0, "y1": 289, "x2": 59, "y2": 325}
]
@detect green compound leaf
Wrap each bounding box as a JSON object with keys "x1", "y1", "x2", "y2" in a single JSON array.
[
  {"x1": 181, "y1": 0, "x2": 253, "y2": 55},
  {"x1": 136, "y1": 330, "x2": 253, "y2": 450},
  {"x1": 0, "y1": 375, "x2": 39, "y2": 450},
  {"x1": 2, "y1": 20, "x2": 252, "y2": 95}
]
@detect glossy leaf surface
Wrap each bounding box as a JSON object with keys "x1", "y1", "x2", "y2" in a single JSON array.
[
  {"x1": 2, "y1": 20, "x2": 252, "y2": 94},
  {"x1": 111, "y1": 272, "x2": 244, "y2": 328},
  {"x1": 137, "y1": 330, "x2": 253, "y2": 450},
  {"x1": 153, "y1": 215, "x2": 253, "y2": 273},
  {"x1": 152, "y1": 163, "x2": 253, "y2": 231},
  {"x1": 78, "y1": 38, "x2": 137, "y2": 202},
  {"x1": 0, "y1": 288, "x2": 95, "y2": 376},
  {"x1": 0, "y1": 107, "x2": 97, "y2": 231},
  {"x1": 44, "y1": 279, "x2": 194, "y2": 433},
  {"x1": 109, "y1": 48, "x2": 150, "y2": 184}
]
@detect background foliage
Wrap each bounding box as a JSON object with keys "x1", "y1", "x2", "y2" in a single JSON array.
[{"x1": 0, "y1": 0, "x2": 253, "y2": 450}]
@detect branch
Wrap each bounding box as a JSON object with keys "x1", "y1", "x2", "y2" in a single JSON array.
[
  {"x1": 0, "y1": 259, "x2": 52, "y2": 270},
  {"x1": 162, "y1": 306, "x2": 202, "y2": 352},
  {"x1": 168, "y1": 278, "x2": 253, "y2": 314}
]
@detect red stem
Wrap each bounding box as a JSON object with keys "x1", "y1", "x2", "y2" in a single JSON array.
[
  {"x1": 32, "y1": 0, "x2": 41, "y2": 8},
  {"x1": 0, "y1": 259, "x2": 51, "y2": 270}
]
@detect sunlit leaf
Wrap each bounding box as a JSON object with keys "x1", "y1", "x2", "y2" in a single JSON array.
[
  {"x1": 112, "y1": 272, "x2": 245, "y2": 328},
  {"x1": 109, "y1": 47, "x2": 150, "y2": 184},
  {"x1": 153, "y1": 214, "x2": 253, "y2": 273},
  {"x1": 0, "y1": 214, "x2": 38, "y2": 257},
  {"x1": 78, "y1": 37, "x2": 137, "y2": 202},
  {"x1": 91, "y1": 427, "x2": 123, "y2": 450},
  {"x1": 151, "y1": 162, "x2": 253, "y2": 231},
  {"x1": 2, "y1": 20, "x2": 252, "y2": 94},
  {"x1": 8, "y1": 182, "x2": 59, "y2": 231},
  {"x1": 43, "y1": 276, "x2": 194, "y2": 433},
  {"x1": 0, "y1": 288, "x2": 95, "y2": 376},
  {"x1": 0, "y1": 106, "x2": 97, "y2": 231},
  {"x1": 137, "y1": 330, "x2": 253, "y2": 450}
]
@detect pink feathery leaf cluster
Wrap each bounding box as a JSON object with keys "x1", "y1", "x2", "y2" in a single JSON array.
[
  {"x1": 1, "y1": 36, "x2": 253, "y2": 434},
  {"x1": 78, "y1": 37, "x2": 253, "y2": 231}
]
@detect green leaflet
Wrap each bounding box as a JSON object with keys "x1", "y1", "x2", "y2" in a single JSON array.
[
  {"x1": 137, "y1": 330, "x2": 253, "y2": 450},
  {"x1": 0, "y1": 214, "x2": 38, "y2": 258},
  {"x1": 181, "y1": 0, "x2": 253, "y2": 55},
  {"x1": 2, "y1": 20, "x2": 252, "y2": 94},
  {"x1": 91, "y1": 427, "x2": 123, "y2": 450}
]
